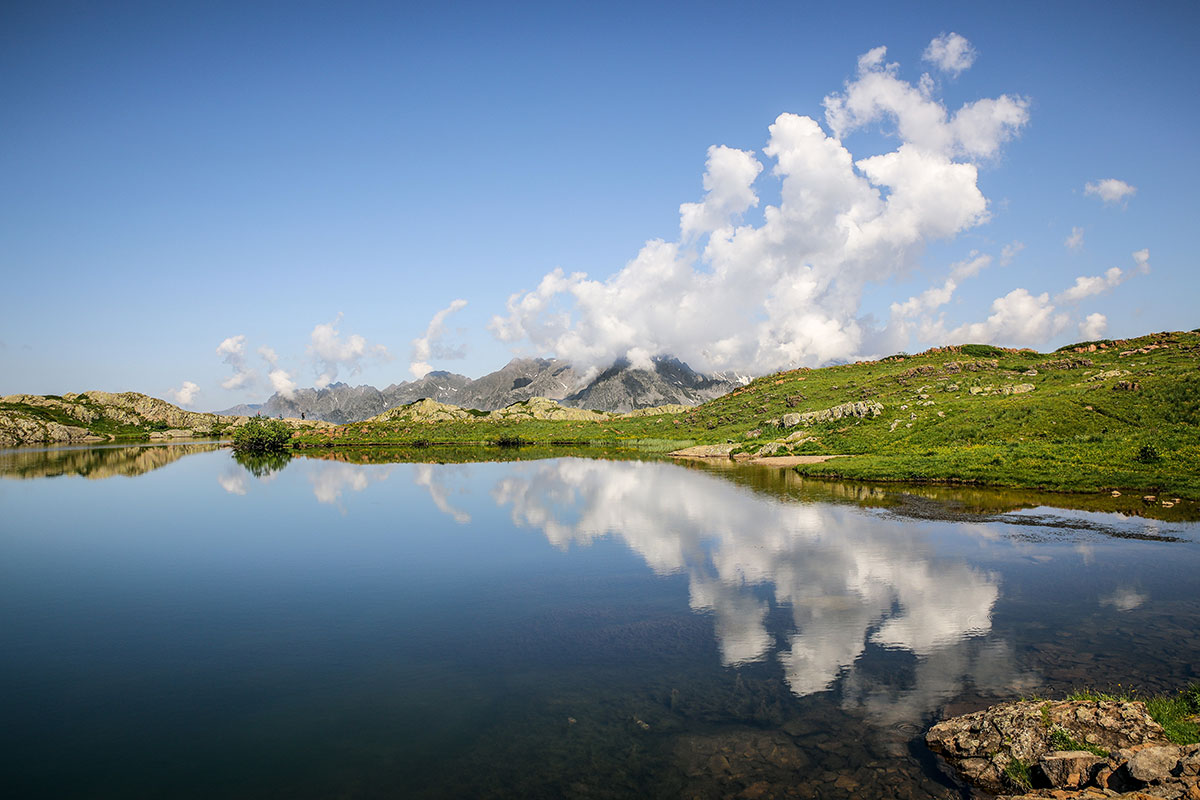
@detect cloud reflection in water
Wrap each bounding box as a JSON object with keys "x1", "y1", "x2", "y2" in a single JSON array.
[{"x1": 490, "y1": 458, "x2": 1005, "y2": 699}]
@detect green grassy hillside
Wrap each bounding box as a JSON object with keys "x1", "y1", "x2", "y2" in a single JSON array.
[{"x1": 293, "y1": 330, "x2": 1200, "y2": 498}]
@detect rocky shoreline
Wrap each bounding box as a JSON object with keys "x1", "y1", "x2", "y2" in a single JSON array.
[{"x1": 926, "y1": 700, "x2": 1199, "y2": 799}]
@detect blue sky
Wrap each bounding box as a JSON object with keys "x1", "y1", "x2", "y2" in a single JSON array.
[{"x1": 2, "y1": 0, "x2": 1196, "y2": 408}]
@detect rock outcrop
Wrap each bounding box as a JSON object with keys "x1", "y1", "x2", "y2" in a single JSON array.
[
  {"x1": 781, "y1": 400, "x2": 883, "y2": 428},
  {"x1": 369, "y1": 396, "x2": 689, "y2": 426},
  {"x1": 487, "y1": 397, "x2": 609, "y2": 422},
  {"x1": 1, "y1": 391, "x2": 329, "y2": 448},
  {"x1": 926, "y1": 700, "x2": 1199, "y2": 799},
  {"x1": 370, "y1": 398, "x2": 476, "y2": 423}
]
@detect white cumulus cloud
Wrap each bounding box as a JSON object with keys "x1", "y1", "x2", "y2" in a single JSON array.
[
  {"x1": 308, "y1": 313, "x2": 390, "y2": 389},
  {"x1": 1056, "y1": 250, "x2": 1149, "y2": 304},
  {"x1": 166, "y1": 380, "x2": 200, "y2": 407},
  {"x1": 679, "y1": 145, "x2": 764, "y2": 239},
  {"x1": 1079, "y1": 312, "x2": 1108, "y2": 340},
  {"x1": 410, "y1": 299, "x2": 468, "y2": 379},
  {"x1": 490, "y1": 43, "x2": 1030, "y2": 376},
  {"x1": 922, "y1": 32, "x2": 977, "y2": 76},
  {"x1": 1065, "y1": 227, "x2": 1084, "y2": 250},
  {"x1": 949, "y1": 288, "x2": 1070, "y2": 347},
  {"x1": 1132, "y1": 248, "x2": 1150, "y2": 273},
  {"x1": 1057, "y1": 267, "x2": 1126, "y2": 303},
  {"x1": 258, "y1": 346, "x2": 297, "y2": 399},
  {"x1": 1085, "y1": 178, "x2": 1136, "y2": 206}
]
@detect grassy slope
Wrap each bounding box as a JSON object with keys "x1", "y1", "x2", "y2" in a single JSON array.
[{"x1": 293, "y1": 330, "x2": 1198, "y2": 498}]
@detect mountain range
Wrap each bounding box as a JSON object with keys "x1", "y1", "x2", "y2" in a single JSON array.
[{"x1": 217, "y1": 356, "x2": 746, "y2": 423}]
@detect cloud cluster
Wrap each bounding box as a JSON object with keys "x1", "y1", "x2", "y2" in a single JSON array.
[
  {"x1": 491, "y1": 37, "x2": 1032, "y2": 376},
  {"x1": 410, "y1": 299, "x2": 468, "y2": 379},
  {"x1": 1085, "y1": 178, "x2": 1137, "y2": 206},
  {"x1": 949, "y1": 288, "x2": 1070, "y2": 346},
  {"x1": 892, "y1": 247, "x2": 1149, "y2": 349},
  {"x1": 217, "y1": 314, "x2": 387, "y2": 397},
  {"x1": 166, "y1": 380, "x2": 200, "y2": 407},
  {"x1": 308, "y1": 313, "x2": 390, "y2": 389}
]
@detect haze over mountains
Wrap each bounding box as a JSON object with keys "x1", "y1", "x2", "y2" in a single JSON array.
[{"x1": 217, "y1": 356, "x2": 745, "y2": 423}]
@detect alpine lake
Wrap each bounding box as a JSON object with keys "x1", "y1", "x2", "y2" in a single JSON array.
[{"x1": 2, "y1": 442, "x2": 1198, "y2": 799}]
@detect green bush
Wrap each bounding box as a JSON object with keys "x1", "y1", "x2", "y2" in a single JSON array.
[
  {"x1": 231, "y1": 417, "x2": 293, "y2": 452},
  {"x1": 960, "y1": 343, "x2": 1005, "y2": 358},
  {"x1": 1135, "y1": 443, "x2": 1161, "y2": 464}
]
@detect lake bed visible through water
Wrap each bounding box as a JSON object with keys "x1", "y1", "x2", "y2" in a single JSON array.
[{"x1": 2, "y1": 444, "x2": 1198, "y2": 798}]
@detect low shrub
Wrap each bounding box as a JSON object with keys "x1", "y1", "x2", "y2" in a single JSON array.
[
  {"x1": 960, "y1": 343, "x2": 1006, "y2": 358},
  {"x1": 231, "y1": 417, "x2": 293, "y2": 452},
  {"x1": 1135, "y1": 443, "x2": 1161, "y2": 464}
]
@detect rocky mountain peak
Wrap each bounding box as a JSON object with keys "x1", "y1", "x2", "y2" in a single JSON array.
[{"x1": 218, "y1": 354, "x2": 740, "y2": 422}]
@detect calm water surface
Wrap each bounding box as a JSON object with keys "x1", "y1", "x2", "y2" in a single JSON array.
[{"x1": 2, "y1": 444, "x2": 1198, "y2": 799}]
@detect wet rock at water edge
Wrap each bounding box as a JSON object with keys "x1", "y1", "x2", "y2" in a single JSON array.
[{"x1": 925, "y1": 700, "x2": 1165, "y2": 793}]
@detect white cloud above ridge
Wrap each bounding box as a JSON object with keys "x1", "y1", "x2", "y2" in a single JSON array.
[
  {"x1": 1085, "y1": 178, "x2": 1136, "y2": 205},
  {"x1": 948, "y1": 288, "x2": 1070, "y2": 347},
  {"x1": 1079, "y1": 312, "x2": 1108, "y2": 340},
  {"x1": 309, "y1": 313, "x2": 390, "y2": 389},
  {"x1": 216, "y1": 316, "x2": 387, "y2": 397},
  {"x1": 259, "y1": 346, "x2": 297, "y2": 399},
  {"x1": 490, "y1": 39, "x2": 1033, "y2": 376},
  {"x1": 410, "y1": 299, "x2": 468, "y2": 379},
  {"x1": 166, "y1": 380, "x2": 200, "y2": 406}
]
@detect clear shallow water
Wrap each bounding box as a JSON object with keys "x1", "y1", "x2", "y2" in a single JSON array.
[{"x1": 1, "y1": 446, "x2": 1198, "y2": 799}]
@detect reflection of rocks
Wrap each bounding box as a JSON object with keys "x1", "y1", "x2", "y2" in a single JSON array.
[
  {"x1": 490, "y1": 458, "x2": 1004, "y2": 701},
  {"x1": 0, "y1": 442, "x2": 218, "y2": 480}
]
